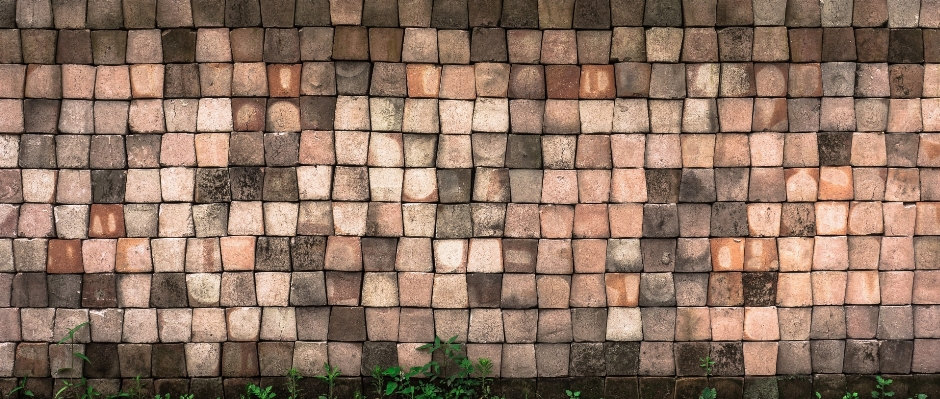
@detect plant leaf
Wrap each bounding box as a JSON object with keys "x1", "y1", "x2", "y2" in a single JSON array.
[{"x1": 73, "y1": 353, "x2": 91, "y2": 364}]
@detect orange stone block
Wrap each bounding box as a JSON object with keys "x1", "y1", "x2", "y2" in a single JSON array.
[
  {"x1": 884, "y1": 202, "x2": 917, "y2": 236},
  {"x1": 115, "y1": 237, "x2": 153, "y2": 273},
  {"x1": 572, "y1": 239, "x2": 607, "y2": 273},
  {"x1": 776, "y1": 272, "x2": 812, "y2": 307},
  {"x1": 47, "y1": 239, "x2": 83, "y2": 273},
  {"x1": 818, "y1": 166, "x2": 854, "y2": 200},
  {"x1": 847, "y1": 201, "x2": 884, "y2": 235},
  {"x1": 675, "y1": 307, "x2": 711, "y2": 341},
  {"x1": 220, "y1": 236, "x2": 256, "y2": 271},
  {"x1": 608, "y1": 204, "x2": 643, "y2": 238},
  {"x1": 744, "y1": 238, "x2": 779, "y2": 271},
  {"x1": 813, "y1": 236, "x2": 849, "y2": 271},
  {"x1": 610, "y1": 168, "x2": 647, "y2": 203},
  {"x1": 572, "y1": 204, "x2": 609, "y2": 238},
  {"x1": 406, "y1": 64, "x2": 442, "y2": 98},
  {"x1": 743, "y1": 307, "x2": 780, "y2": 341},
  {"x1": 267, "y1": 63, "x2": 301, "y2": 97},
  {"x1": 710, "y1": 237, "x2": 745, "y2": 271},
  {"x1": 845, "y1": 270, "x2": 880, "y2": 304},
  {"x1": 194, "y1": 133, "x2": 229, "y2": 167},
  {"x1": 539, "y1": 205, "x2": 574, "y2": 239},
  {"x1": 778, "y1": 237, "x2": 814, "y2": 272},
  {"x1": 743, "y1": 342, "x2": 778, "y2": 375},
  {"x1": 605, "y1": 273, "x2": 640, "y2": 307},
  {"x1": 710, "y1": 307, "x2": 744, "y2": 341},
  {"x1": 915, "y1": 202, "x2": 940, "y2": 235},
  {"x1": 579, "y1": 65, "x2": 616, "y2": 99},
  {"x1": 812, "y1": 271, "x2": 847, "y2": 305},
  {"x1": 88, "y1": 204, "x2": 126, "y2": 238},
  {"x1": 815, "y1": 201, "x2": 849, "y2": 235},
  {"x1": 784, "y1": 168, "x2": 819, "y2": 202},
  {"x1": 747, "y1": 203, "x2": 781, "y2": 237}
]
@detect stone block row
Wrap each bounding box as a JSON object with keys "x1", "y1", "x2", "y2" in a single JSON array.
[
  {"x1": 2, "y1": 27, "x2": 940, "y2": 65},
  {"x1": 4, "y1": 132, "x2": 940, "y2": 170},
  {"x1": 4, "y1": 199, "x2": 940, "y2": 238},
  {"x1": 3, "y1": 267, "x2": 940, "y2": 309},
  {"x1": 4, "y1": 374, "x2": 940, "y2": 399},
  {"x1": 5, "y1": 0, "x2": 940, "y2": 30},
  {"x1": 6, "y1": 97, "x2": 940, "y2": 135},
  {"x1": 6, "y1": 62, "x2": 940, "y2": 102},
  {"x1": 3, "y1": 304, "x2": 934, "y2": 345},
  {"x1": 4, "y1": 316, "x2": 940, "y2": 377},
  {"x1": 3, "y1": 235, "x2": 940, "y2": 273}
]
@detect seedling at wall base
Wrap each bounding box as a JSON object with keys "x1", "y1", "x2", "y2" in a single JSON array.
[
  {"x1": 873, "y1": 375, "x2": 894, "y2": 399},
  {"x1": 6, "y1": 376, "x2": 34, "y2": 399},
  {"x1": 286, "y1": 367, "x2": 303, "y2": 399},
  {"x1": 54, "y1": 322, "x2": 92, "y2": 399},
  {"x1": 699, "y1": 356, "x2": 716, "y2": 399},
  {"x1": 241, "y1": 383, "x2": 275, "y2": 399},
  {"x1": 316, "y1": 363, "x2": 341, "y2": 399},
  {"x1": 8, "y1": 329, "x2": 937, "y2": 399},
  {"x1": 699, "y1": 388, "x2": 716, "y2": 399}
]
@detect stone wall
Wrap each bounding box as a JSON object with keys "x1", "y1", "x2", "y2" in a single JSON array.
[{"x1": 2, "y1": 0, "x2": 940, "y2": 396}]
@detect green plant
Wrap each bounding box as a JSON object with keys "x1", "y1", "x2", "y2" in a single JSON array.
[
  {"x1": 564, "y1": 390, "x2": 580, "y2": 399},
  {"x1": 844, "y1": 393, "x2": 860, "y2": 399},
  {"x1": 474, "y1": 358, "x2": 503, "y2": 399},
  {"x1": 122, "y1": 376, "x2": 144, "y2": 399},
  {"x1": 699, "y1": 387, "x2": 717, "y2": 399},
  {"x1": 377, "y1": 337, "x2": 506, "y2": 399},
  {"x1": 53, "y1": 322, "x2": 92, "y2": 399},
  {"x1": 153, "y1": 394, "x2": 193, "y2": 399},
  {"x1": 381, "y1": 365, "x2": 425, "y2": 399},
  {"x1": 699, "y1": 357, "x2": 715, "y2": 376},
  {"x1": 909, "y1": 394, "x2": 928, "y2": 399},
  {"x1": 415, "y1": 336, "x2": 486, "y2": 399},
  {"x1": 699, "y1": 356, "x2": 716, "y2": 399},
  {"x1": 6, "y1": 376, "x2": 34, "y2": 398},
  {"x1": 316, "y1": 363, "x2": 341, "y2": 399},
  {"x1": 241, "y1": 383, "x2": 275, "y2": 399},
  {"x1": 370, "y1": 366, "x2": 387, "y2": 398},
  {"x1": 285, "y1": 368, "x2": 303, "y2": 399},
  {"x1": 873, "y1": 376, "x2": 894, "y2": 399}
]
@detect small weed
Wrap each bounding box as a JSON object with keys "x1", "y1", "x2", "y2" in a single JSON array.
[
  {"x1": 475, "y1": 358, "x2": 503, "y2": 399},
  {"x1": 241, "y1": 384, "x2": 275, "y2": 399},
  {"x1": 699, "y1": 387, "x2": 717, "y2": 399},
  {"x1": 6, "y1": 376, "x2": 34, "y2": 398},
  {"x1": 381, "y1": 365, "x2": 424, "y2": 399},
  {"x1": 125, "y1": 376, "x2": 144, "y2": 399},
  {"x1": 156, "y1": 394, "x2": 194, "y2": 399},
  {"x1": 316, "y1": 363, "x2": 341, "y2": 399},
  {"x1": 699, "y1": 356, "x2": 717, "y2": 399},
  {"x1": 53, "y1": 322, "x2": 92, "y2": 399},
  {"x1": 873, "y1": 376, "x2": 894, "y2": 399},
  {"x1": 699, "y1": 357, "x2": 715, "y2": 376},
  {"x1": 370, "y1": 366, "x2": 386, "y2": 398},
  {"x1": 31, "y1": 339, "x2": 937, "y2": 399},
  {"x1": 285, "y1": 367, "x2": 302, "y2": 399}
]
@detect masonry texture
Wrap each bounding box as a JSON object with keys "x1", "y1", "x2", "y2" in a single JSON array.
[{"x1": 2, "y1": 0, "x2": 940, "y2": 397}]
